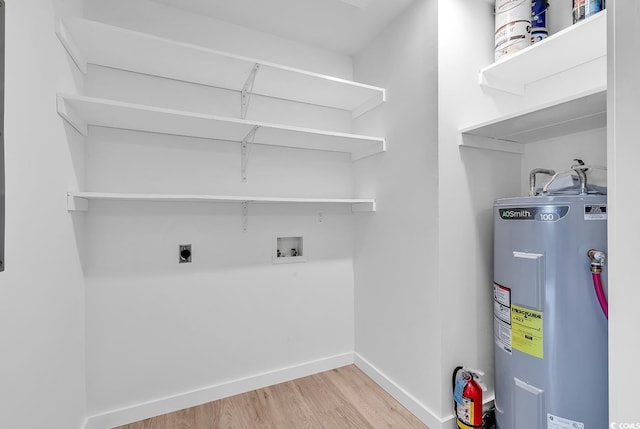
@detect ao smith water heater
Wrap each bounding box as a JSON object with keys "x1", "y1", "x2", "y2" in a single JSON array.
[{"x1": 493, "y1": 164, "x2": 608, "y2": 429}]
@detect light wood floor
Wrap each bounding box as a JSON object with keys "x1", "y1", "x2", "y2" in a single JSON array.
[{"x1": 115, "y1": 365, "x2": 429, "y2": 429}]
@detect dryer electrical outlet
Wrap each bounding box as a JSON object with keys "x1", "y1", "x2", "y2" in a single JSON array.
[{"x1": 178, "y1": 244, "x2": 192, "y2": 263}]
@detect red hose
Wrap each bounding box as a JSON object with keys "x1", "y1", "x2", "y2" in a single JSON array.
[{"x1": 592, "y1": 272, "x2": 608, "y2": 319}]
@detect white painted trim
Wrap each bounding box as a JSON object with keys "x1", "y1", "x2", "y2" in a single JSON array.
[
  {"x1": 67, "y1": 195, "x2": 89, "y2": 212},
  {"x1": 55, "y1": 19, "x2": 88, "y2": 73},
  {"x1": 352, "y1": 92, "x2": 385, "y2": 119},
  {"x1": 352, "y1": 138, "x2": 387, "y2": 161},
  {"x1": 56, "y1": 94, "x2": 88, "y2": 136},
  {"x1": 351, "y1": 201, "x2": 376, "y2": 212},
  {"x1": 354, "y1": 352, "x2": 496, "y2": 429},
  {"x1": 478, "y1": 71, "x2": 524, "y2": 96},
  {"x1": 459, "y1": 134, "x2": 524, "y2": 155},
  {"x1": 84, "y1": 352, "x2": 354, "y2": 429},
  {"x1": 354, "y1": 352, "x2": 448, "y2": 429}
]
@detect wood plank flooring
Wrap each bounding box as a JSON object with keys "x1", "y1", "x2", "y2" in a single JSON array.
[{"x1": 114, "y1": 365, "x2": 429, "y2": 429}]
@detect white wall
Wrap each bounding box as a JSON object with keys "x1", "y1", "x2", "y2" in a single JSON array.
[
  {"x1": 352, "y1": 0, "x2": 443, "y2": 425},
  {"x1": 0, "y1": 0, "x2": 87, "y2": 428},
  {"x1": 607, "y1": 0, "x2": 640, "y2": 424},
  {"x1": 84, "y1": 0, "x2": 353, "y2": 80},
  {"x1": 81, "y1": 0, "x2": 363, "y2": 421},
  {"x1": 521, "y1": 128, "x2": 607, "y2": 196},
  {"x1": 436, "y1": 1, "x2": 521, "y2": 422}
]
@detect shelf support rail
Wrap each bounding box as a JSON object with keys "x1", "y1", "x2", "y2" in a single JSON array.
[
  {"x1": 241, "y1": 63, "x2": 260, "y2": 119},
  {"x1": 241, "y1": 201, "x2": 249, "y2": 232},
  {"x1": 241, "y1": 125, "x2": 260, "y2": 182}
]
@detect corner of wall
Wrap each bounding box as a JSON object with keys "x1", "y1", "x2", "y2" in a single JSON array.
[
  {"x1": 352, "y1": 0, "x2": 443, "y2": 423},
  {"x1": 1, "y1": 0, "x2": 87, "y2": 428}
]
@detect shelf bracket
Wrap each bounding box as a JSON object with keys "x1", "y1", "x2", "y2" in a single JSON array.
[
  {"x1": 67, "y1": 195, "x2": 89, "y2": 212},
  {"x1": 55, "y1": 20, "x2": 88, "y2": 74},
  {"x1": 241, "y1": 63, "x2": 260, "y2": 119},
  {"x1": 478, "y1": 72, "x2": 525, "y2": 96},
  {"x1": 57, "y1": 95, "x2": 89, "y2": 136},
  {"x1": 352, "y1": 201, "x2": 376, "y2": 212},
  {"x1": 241, "y1": 125, "x2": 260, "y2": 182},
  {"x1": 241, "y1": 202, "x2": 249, "y2": 232}
]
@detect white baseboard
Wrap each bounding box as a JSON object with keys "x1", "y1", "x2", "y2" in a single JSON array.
[
  {"x1": 354, "y1": 353, "x2": 496, "y2": 429},
  {"x1": 84, "y1": 352, "x2": 354, "y2": 429},
  {"x1": 354, "y1": 352, "x2": 451, "y2": 429}
]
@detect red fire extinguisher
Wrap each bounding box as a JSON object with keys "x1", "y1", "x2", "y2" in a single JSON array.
[{"x1": 453, "y1": 366, "x2": 487, "y2": 429}]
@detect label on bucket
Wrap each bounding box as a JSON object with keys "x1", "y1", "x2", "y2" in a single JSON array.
[
  {"x1": 495, "y1": 20, "x2": 531, "y2": 50},
  {"x1": 531, "y1": 0, "x2": 548, "y2": 43},
  {"x1": 573, "y1": 0, "x2": 603, "y2": 23},
  {"x1": 495, "y1": 0, "x2": 528, "y2": 14},
  {"x1": 495, "y1": 0, "x2": 531, "y2": 60}
]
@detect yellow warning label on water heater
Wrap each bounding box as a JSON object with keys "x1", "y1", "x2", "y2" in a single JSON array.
[{"x1": 511, "y1": 305, "x2": 543, "y2": 359}]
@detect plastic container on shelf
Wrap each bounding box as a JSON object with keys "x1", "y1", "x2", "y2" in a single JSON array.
[
  {"x1": 573, "y1": 0, "x2": 604, "y2": 24},
  {"x1": 495, "y1": 0, "x2": 532, "y2": 61},
  {"x1": 531, "y1": 0, "x2": 549, "y2": 43}
]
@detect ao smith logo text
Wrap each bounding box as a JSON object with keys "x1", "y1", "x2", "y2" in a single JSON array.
[
  {"x1": 500, "y1": 209, "x2": 533, "y2": 219},
  {"x1": 499, "y1": 206, "x2": 569, "y2": 222}
]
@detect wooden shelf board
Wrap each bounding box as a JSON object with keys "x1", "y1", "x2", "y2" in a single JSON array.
[
  {"x1": 57, "y1": 18, "x2": 385, "y2": 116},
  {"x1": 67, "y1": 192, "x2": 376, "y2": 212},
  {"x1": 57, "y1": 94, "x2": 385, "y2": 160},
  {"x1": 460, "y1": 89, "x2": 606, "y2": 147},
  {"x1": 480, "y1": 11, "x2": 607, "y2": 95}
]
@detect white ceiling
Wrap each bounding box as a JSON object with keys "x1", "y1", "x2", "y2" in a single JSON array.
[{"x1": 149, "y1": 0, "x2": 417, "y2": 55}]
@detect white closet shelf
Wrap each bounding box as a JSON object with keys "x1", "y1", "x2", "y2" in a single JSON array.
[
  {"x1": 67, "y1": 192, "x2": 376, "y2": 212},
  {"x1": 56, "y1": 17, "x2": 385, "y2": 117},
  {"x1": 480, "y1": 10, "x2": 606, "y2": 95},
  {"x1": 459, "y1": 89, "x2": 606, "y2": 153},
  {"x1": 57, "y1": 94, "x2": 386, "y2": 160}
]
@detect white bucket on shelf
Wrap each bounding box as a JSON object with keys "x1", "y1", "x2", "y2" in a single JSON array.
[{"x1": 495, "y1": 0, "x2": 532, "y2": 61}]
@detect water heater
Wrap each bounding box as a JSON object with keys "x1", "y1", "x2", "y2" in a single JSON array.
[{"x1": 493, "y1": 194, "x2": 608, "y2": 429}]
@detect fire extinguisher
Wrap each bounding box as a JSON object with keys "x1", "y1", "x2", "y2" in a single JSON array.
[{"x1": 452, "y1": 366, "x2": 491, "y2": 429}]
